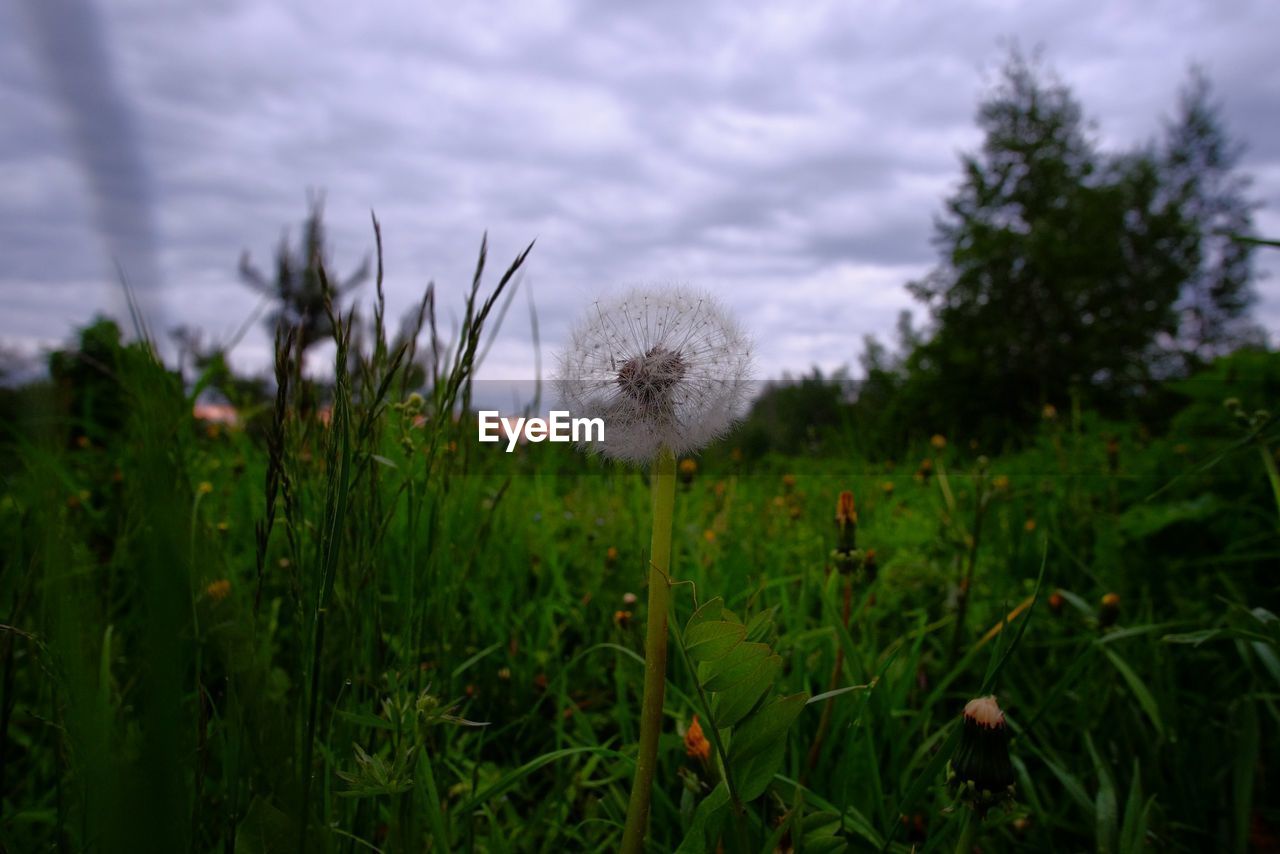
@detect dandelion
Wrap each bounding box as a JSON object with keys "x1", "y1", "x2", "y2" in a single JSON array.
[
  {"x1": 613, "y1": 609, "x2": 633, "y2": 629},
  {"x1": 948, "y1": 695, "x2": 1016, "y2": 817},
  {"x1": 555, "y1": 287, "x2": 752, "y2": 854},
  {"x1": 1042, "y1": 403, "x2": 1058, "y2": 421},
  {"x1": 882, "y1": 480, "x2": 895, "y2": 496},
  {"x1": 555, "y1": 287, "x2": 752, "y2": 464},
  {"x1": 781, "y1": 473, "x2": 797, "y2": 494},
  {"x1": 205, "y1": 579, "x2": 231, "y2": 603},
  {"x1": 197, "y1": 481, "x2": 213, "y2": 496},
  {"x1": 605, "y1": 546, "x2": 619, "y2": 567},
  {"x1": 992, "y1": 474, "x2": 1010, "y2": 492},
  {"x1": 684, "y1": 715, "x2": 711, "y2": 764},
  {"x1": 678, "y1": 458, "x2": 698, "y2": 487},
  {"x1": 931, "y1": 434, "x2": 947, "y2": 450},
  {"x1": 1023, "y1": 518, "x2": 1037, "y2": 533},
  {"x1": 702, "y1": 529, "x2": 716, "y2": 543}
]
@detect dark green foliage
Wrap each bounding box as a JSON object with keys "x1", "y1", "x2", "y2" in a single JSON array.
[
  {"x1": 1163, "y1": 69, "x2": 1262, "y2": 364},
  {"x1": 904, "y1": 51, "x2": 1193, "y2": 444}
]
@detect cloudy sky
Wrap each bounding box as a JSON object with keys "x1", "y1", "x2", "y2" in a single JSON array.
[{"x1": 2, "y1": 0, "x2": 1278, "y2": 384}]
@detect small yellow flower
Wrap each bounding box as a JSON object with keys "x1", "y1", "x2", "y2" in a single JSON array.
[
  {"x1": 992, "y1": 475, "x2": 1010, "y2": 492},
  {"x1": 216, "y1": 521, "x2": 230, "y2": 533},
  {"x1": 702, "y1": 529, "x2": 716, "y2": 543},
  {"x1": 1023, "y1": 518, "x2": 1037, "y2": 533},
  {"x1": 613, "y1": 609, "x2": 633, "y2": 629},
  {"x1": 605, "y1": 546, "x2": 619, "y2": 566},
  {"x1": 684, "y1": 715, "x2": 711, "y2": 763},
  {"x1": 679, "y1": 458, "x2": 698, "y2": 476},
  {"x1": 198, "y1": 481, "x2": 214, "y2": 495},
  {"x1": 881, "y1": 481, "x2": 895, "y2": 495},
  {"x1": 205, "y1": 579, "x2": 231, "y2": 603},
  {"x1": 781, "y1": 473, "x2": 797, "y2": 493},
  {"x1": 1042, "y1": 404, "x2": 1058, "y2": 421},
  {"x1": 931, "y1": 434, "x2": 947, "y2": 450},
  {"x1": 497, "y1": 667, "x2": 511, "y2": 682}
]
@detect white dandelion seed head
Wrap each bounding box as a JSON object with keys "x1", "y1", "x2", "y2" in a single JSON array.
[{"x1": 554, "y1": 286, "x2": 753, "y2": 464}]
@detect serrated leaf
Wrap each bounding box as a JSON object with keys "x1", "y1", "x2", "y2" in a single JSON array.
[
  {"x1": 700, "y1": 642, "x2": 771, "y2": 692},
  {"x1": 713, "y1": 654, "x2": 781, "y2": 728},
  {"x1": 685, "y1": 620, "x2": 746, "y2": 663}
]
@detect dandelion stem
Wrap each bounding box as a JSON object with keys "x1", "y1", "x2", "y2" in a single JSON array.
[{"x1": 620, "y1": 446, "x2": 676, "y2": 854}]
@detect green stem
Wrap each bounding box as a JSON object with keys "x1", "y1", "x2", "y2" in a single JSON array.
[
  {"x1": 620, "y1": 447, "x2": 677, "y2": 854},
  {"x1": 1258, "y1": 439, "x2": 1280, "y2": 526},
  {"x1": 954, "y1": 809, "x2": 976, "y2": 854}
]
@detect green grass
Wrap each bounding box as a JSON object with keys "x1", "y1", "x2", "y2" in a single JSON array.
[{"x1": 1, "y1": 254, "x2": 1277, "y2": 852}]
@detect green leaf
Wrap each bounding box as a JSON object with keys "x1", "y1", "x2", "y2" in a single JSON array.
[
  {"x1": 1087, "y1": 733, "x2": 1118, "y2": 854},
  {"x1": 700, "y1": 642, "x2": 771, "y2": 692},
  {"x1": 744, "y1": 607, "x2": 776, "y2": 643},
  {"x1": 1102, "y1": 647, "x2": 1165, "y2": 738},
  {"x1": 687, "y1": 597, "x2": 727, "y2": 632},
  {"x1": 729, "y1": 693, "x2": 808, "y2": 799},
  {"x1": 712, "y1": 653, "x2": 781, "y2": 728},
  {"x1": 673, "y1": 781, "x2": 731, "y2": 854},
  {"x1": 685, "y1": 620, "x2": 746, "y2": 663},
  {"x1": 797, "y1": 811, "x2": 845, "y2": 854}
]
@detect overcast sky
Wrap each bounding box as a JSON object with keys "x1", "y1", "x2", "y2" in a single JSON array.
[{"x1": 2, "y1": 0, "x2": 1278, "y2": 384}]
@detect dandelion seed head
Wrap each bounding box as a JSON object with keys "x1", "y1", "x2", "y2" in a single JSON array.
[{"x1": 555, "y1": 286, "x2": 752, "y2": 464}]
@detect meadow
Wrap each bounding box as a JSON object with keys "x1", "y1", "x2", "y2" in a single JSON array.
[{"x1": 1, "y1": 262, "x2": 1278, "y2": 853}]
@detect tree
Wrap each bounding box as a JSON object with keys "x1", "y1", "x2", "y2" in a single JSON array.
[
  {"x1": 904, "y1": 51, "x2": 1194, "y2": 443},
  {"x1": 239, "y1": 193, "x2": 370, "y2": 364},
  {"x1": 1162, "y1": 69, "x2": 1261, "y2": 365}
]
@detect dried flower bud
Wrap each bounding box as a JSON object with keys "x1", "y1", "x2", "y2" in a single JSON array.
[
  {"x1": 1099, "y1": 592, "x2": 1120, "y2": 629},
  {"x1": 948, "y1": 695, "x2": 1016, "y2": 815},
  {"x1": 684, "y1": 714, "x2": 711, "y2": 763},
  {"x1": 834, "y1": 490, "x2": 857, "y2": 557}
]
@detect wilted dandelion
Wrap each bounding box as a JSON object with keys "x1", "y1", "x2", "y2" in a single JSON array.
[
  {"x1": 555, "y1": 287, "x2": 752, "y2": 464},
  {"x1": 948, "y1": 695, "x2": 1016, "y2": 817}
]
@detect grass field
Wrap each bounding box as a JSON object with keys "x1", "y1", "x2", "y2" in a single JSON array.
[{"x1": 1, "y1": 268, "x2": 1277, "y2": 852}]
